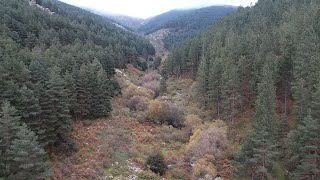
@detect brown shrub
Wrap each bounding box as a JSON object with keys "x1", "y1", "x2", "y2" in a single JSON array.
[
  {"x1": 159, "y1": 102, "x2": 185, "y2": 128},
  {"x1": 138, "y1": 170, "x2": 161, "y2": 180},
  {"x1": 192, "y1": 154, "x2": 217, "y2": 179},
  {"x1": 187, "y1": 121, "x2": 229, "y2": 160},
  {"x1": 140, "y1": 71, "x2": 160, "y2": 84},
  {"x1": 147, "y1": 101, "x2": 185, "y2": 128},
  {"x1": 160, "y1": 125, "x2": 189, "y2": 143},
  {"x1": 123, "y1": 84, "x2": 155, "y2": 100},
  {"x1": 146, "y1": 100, "x2": 162, "y2": 123},
  {"x1": 127, "y1": 95, "x2": 150, "y2": 112},
  {"x1": 185, "y1": 114, "x2": 203, "y2": 130},
  {"x1": 141, "y1": 80, "x2": 160, "y2": 96}
]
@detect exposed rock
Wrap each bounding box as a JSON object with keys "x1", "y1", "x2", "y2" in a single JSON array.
[{"x1": 27, "y1": 0, "x2": 54, "y2": 15}]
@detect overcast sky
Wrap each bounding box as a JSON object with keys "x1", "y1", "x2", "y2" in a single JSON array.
[{"x1": 59, "y1": 0, "x2": 258, "y2": 18}]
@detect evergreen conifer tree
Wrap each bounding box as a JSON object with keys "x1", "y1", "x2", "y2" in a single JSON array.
[
  {"x1": 16, "y1": 85, "x2": 41, "y2": 135},
  {"x1": 64, "y1": 71, "x2": 77, "y2": 116},
  {"x1": 40, "y1": 66, "x2": 71, "y2": 147},
  {"x1": 290, "y1": 113, "x2": 320, "y2": 179},
  {"x1": 6, "y1": 124, "x2": 49, "y2": 180},
  {"x1": 0, "y1": 102, "x2": 20, "y2": 153},
  {"x1": 75, "y1": 64, "x2": 91, "y2": 119},
  {"x1": 93, "y1": 69, "x2": 112, "y2": 118},
  {"x1": 234, "y1": 63, "x2": 278, "y2": 179}
]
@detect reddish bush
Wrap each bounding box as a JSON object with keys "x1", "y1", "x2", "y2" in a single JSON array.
[
  {"x1": 188, "y1": 125, "x2": 228, "y2": 160},
  {"x1": 159, "y1": 102, "x2": 185, "y2": 128},
  {"x1": 127, "y1": 95, "x2": 150, "y2": 112},
  {"x1": 140, "y1": 71, "x2": 160, "y2": 83},
  {"x1": 123, "y1": 84, "x2": 155, "y2": 100},
  {"x1": 141, "y1": 80, "x2": 160, "y2": 96},
  {"x1": 147, "y1": 101, "x2": 185, "y2": 128}
]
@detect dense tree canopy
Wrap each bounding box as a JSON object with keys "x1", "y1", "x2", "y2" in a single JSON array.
[
  {"x1": 138, "y1": 6, "x2": 236, "y2": 49},
  {"x1": 164, "y1": 0, "x2": 320, "y2": 178},
  {"x1": 0, "y1": 0, "x2": 155, "y2": 165}
]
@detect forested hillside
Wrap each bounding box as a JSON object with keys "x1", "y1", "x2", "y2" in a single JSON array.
[
  {"x1": 0, "y1": 0, "x2": 154, "y2": 179},
  {"x1": 137, "y1": 10, "x2": 189, "y2": 34},
  {"x1": 164, "y1": 0, "x2": 320, "y2": 179},
  {"x1": 106, "y1": 15, "x2": 145, "y2": 31},
  {"x1": 138, "y1": 6, "x2": 236, "y2": 49}
]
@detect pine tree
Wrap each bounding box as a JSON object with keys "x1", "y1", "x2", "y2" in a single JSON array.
[
  {"x1": 290, "y1": 113, "x2": 320, "y2": 179},
  {"x1": 207, "y1": 57, "x2": 223, "y2": 117},
  {"x1": 40, "y1": 66, "x2": 71, "y2": 147},
  {"x1": 311, "y1": 80, "x2": 320, "y2": 121},
  {"x1": 293, "y1": 29, "x2": 320, "y2": 122},
  {"x1": 255, "y1": 63, "x2": 277, "y2": 134},
  {"x1": 221, "y1": 59, "x2": 240, "y2": 124},
  {"x1": 234, "y1": 63, "x2": 278, "y2": 179},
  {"x1": 250, "y1": 129, "x2": 278, "y2": 179},
  {"x1": 6, "y1": 124, "x2": 49, "y2": 180},
  {"x1": 0, "y1": 148, "x2": 6, "y2": 179},
  {"x1": 87, "y1": 59, "x2": 102, "y2": 117},
  {"x1": 93, "y1": 69, "x2": 112, "y2": 118},
  {"x1": 75, "y1": 64, "x2": 91, "y2": 119},
  {"x1": 196, "y1": 55, "x2": 209, "y2": 107},
  {"x1": 0, "y1": 102, "x2": 20, "y2": 153},
  {"x1": 16, "y1": 85, "x2": 41, "y2": 136},
  {"x1": 64, "y1": 71, "x2": 77, "y2": 116}
]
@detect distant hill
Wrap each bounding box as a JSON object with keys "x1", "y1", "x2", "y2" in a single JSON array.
[
  {"x1": 105, "y1": 15, "x2": 145, "y2": 31},
  {"x1": 137, "y1": 10, "x2": 190, "y2": 34},
  {"x1": 138, "y1": 6, "x2": 237, "y2": 49}
]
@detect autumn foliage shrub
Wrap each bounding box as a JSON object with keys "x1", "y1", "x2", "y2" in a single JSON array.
[
  {"x1": 137, "y1": 170, "x2": 161, "y2": 180},
  {"x1": 123, "y1": 84, "x2": 154, "y2": 113},
  {"x1": 140, "y1": 71, "x2": 160, "y2": 83},
  {"x1": 139, "y1": 71, "x2": 161, "y2": 96},
  {"x1": 141, "y1": 80, "x2": 160, "y2": 96},
  {"x1": 192, "y1": 154, "x2": 217, "y2": 179},
  {"x1": 185, "y1": 114, "x2": 203, "y2": 130},
  {"x1": 160, "y1": 125, "x2": 189, "y2": 143},
  {"x1": 147, "y1": 100, "x2": 185, "y2": 128},
  {"x1": 187, "y1": 121, "x2": 228, "y2": 160},
  {"x1": 186, "y1": 120, "x2": 229, "y2": 179},
  {"x1": 127, "y1": 96, "x2": 150, "y2": 111},
  {"x1": 123, "y1": 84, "x2": 155, "y2": 100}
]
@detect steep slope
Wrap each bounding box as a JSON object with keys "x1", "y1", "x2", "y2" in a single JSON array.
[
  {"x1": 138, "y1": 6, "x2": 237, "y2": 49},
  {"x1": 0, "y1": 0, "x2": 155, "y2": 179},
  {"x1": 165, "y1": 0, "x2": 320, "y2": 179}
]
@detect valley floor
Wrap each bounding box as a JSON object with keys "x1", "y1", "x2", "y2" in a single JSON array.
[{"x1": 50, "y1": 65, "x2": 253, "y2": 180}]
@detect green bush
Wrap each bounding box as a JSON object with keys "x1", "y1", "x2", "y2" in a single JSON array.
[{"x1": 145, "y1": 153, "x2": 168, "y2": 176}]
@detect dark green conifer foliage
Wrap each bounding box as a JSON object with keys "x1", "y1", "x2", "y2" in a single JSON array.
[
  {"x1": 0, "y1": 102, "x2": 20, "y2": 179},
  {"x1": 0, "y1": 149, "x2": 5, "y2": 179},
  {"x1": 311, "y1": 81, "x2": 320, "y2": 121},
  {"x1": 6, "y1": 124, "x2": 49, "y2": 180},
  {"x1": 289, "y1": 113, "x2": 320, "y2": 179},
  {"x1": 16, "y1": 85, "x2": 41, "y2": 135},
  {"x1": 0, "y1": 102, "x2": 20, "y2": 153},
  {"x1": 255, "y1": 63, "x2": 277, "y2": 135},
  {"x1": 207, "y1": 58, "x2": 223, "y2": 117},
  {"x1": 221, "y1": 59, "x2": 240, "y2": 124},
  {"x1": 196, "y1": 55, "x2": 209, "y2": 107},
  {"x1": 75, "y1": 64, "x2": 91, "y2": 119},
  {"x1": 146, "y1": 153, "x2": 168, "y2": 176},
  {"x1": 40, "y1": 66, "x2": 71, "y2": 146},
  {"x1": 64, "y1": 71, "x2": 77, "y2": 116},
  {"x1": 94, "y1": 69, "x2": 112, "y2": 118},
  {"x1": 234, "y1": 63, "x2": 278, "y2": 179}
]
